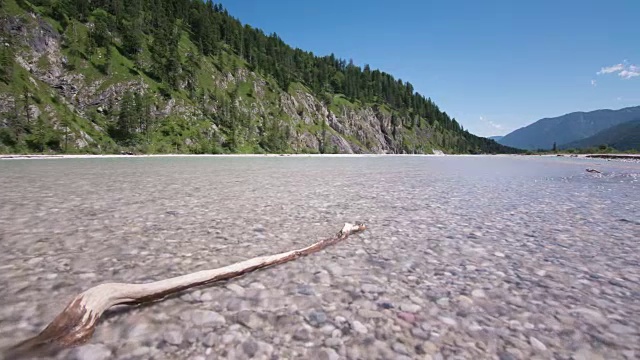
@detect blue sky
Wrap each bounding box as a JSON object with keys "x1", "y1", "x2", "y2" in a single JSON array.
[{"x1": 223, "y1": 0, "x2": 640, "y2": 137}]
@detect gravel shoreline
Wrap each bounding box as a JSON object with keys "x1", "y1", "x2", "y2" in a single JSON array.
[
  {"x1": 0, "y1": 156, "x2": 638, "y2": 359},
  {"x1": 1, "y1": 153, "x2": 427, "y2": 160}
]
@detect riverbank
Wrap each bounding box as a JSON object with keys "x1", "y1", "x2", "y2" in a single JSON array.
[
  {"x1": 584, "y1": 153, "x2": 640, "y2": 160},
  {"x1": 0, "y1": 153, "x2": 457, "y2": 160},
  {"x1": 2, "y1": 153, "x2": 638, "y2": 160}
]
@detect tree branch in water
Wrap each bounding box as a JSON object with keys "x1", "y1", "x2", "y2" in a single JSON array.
[{"x1": 4, "y1": 222, "x2": 366, "y2": 358}]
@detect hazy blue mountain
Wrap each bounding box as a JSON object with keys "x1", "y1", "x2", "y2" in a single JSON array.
[
  {"x1": 498, "y1": 106, "x2": 640, "y2": 150},
  {"x1": 488, "y1": 136, "x2": 504, "y2": 141},
  {"x1": 561, "y1": 119, "x2": 640, "y2": 151}
]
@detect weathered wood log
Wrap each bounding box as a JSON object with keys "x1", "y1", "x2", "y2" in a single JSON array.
[{"x1": 4, "y1": 222, "x2": 366, "y2": 358}]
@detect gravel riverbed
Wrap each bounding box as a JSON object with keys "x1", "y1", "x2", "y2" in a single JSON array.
[{"x1": 0, "y1": 156, "x2": 638, "y2": 360}]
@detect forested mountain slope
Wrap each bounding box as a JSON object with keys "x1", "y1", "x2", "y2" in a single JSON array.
[
  {"x1": 498, "y1": 106, "x2": 640, "y2": 151},
  {"x1": 561, "y1": 119, "x2": 640, "y2": 152},
  {"x1": 0, "y1": 0, "x2": 518, "y2": 154}
]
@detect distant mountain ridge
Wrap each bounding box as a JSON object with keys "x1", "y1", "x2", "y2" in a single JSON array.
[
  {"x1": 487, "y1": 136, "x2": 504, "y2": 141},
  {"x1": 562, "y1": 119, "x2": 640, "y2": 151},
  {"x1": 498, "y1": 106, "x2": 640, "y2": 150}
]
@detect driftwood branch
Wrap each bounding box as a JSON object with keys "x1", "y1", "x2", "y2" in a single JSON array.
[{"x1": 5, "y1": 222, "x2": 366, "y2": 358}]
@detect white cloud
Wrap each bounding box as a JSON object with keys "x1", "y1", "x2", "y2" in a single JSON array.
[
  {"x1": 616, "y1": 96, "x2": 640, "y2": 102},
  {"x1": 619, "y1": 65, "x2": 640, "y2": 79},
  {"x1": 591, "y1": 79, "x2": 597, "y2": 86},
  {"x1": 597, "y1": 63, "x2": 624, "y2": 74},
  {"x1": 597, "y1": 61, "x2": 639, "y2": 79},
  {"x1": 619, "y1": 70, "x2": 640, "y2": 79},
  {"x1": 479, "y1": 116, "x2": 503, "y2": 130}
]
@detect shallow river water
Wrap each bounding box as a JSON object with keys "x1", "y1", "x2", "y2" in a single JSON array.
[{"x1": 0, "y1": 155, "x2": 638, "y2": 359}]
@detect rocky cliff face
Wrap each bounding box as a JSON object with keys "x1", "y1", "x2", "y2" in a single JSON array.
[{"x1": 0, "y1": 10, "x2": 439, "y2": 154}]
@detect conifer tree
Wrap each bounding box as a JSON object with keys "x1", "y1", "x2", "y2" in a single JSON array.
[
  {"x1": 114, "y1": 91, "x2": 136, "y2": 143},
  {"x1": 0, "y1": 46, "x2": 13, "y2": 84}
]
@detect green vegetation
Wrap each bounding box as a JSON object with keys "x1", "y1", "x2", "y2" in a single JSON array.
[
  {"x1": 498, "y1": 106, "x2": 640, "y2": 151},
  {"x1": 518, "y1": 119, "x2": 640, "y2": 155},
  {"x1": 560, "y1": 119, "x2": 640, "y2": 152},
  {"x1": 524, "y1": 145, "x2": 637, "y2": 156},
  {"x1": 0, "y1": 0, "x2": 520, "y2": 154}
]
